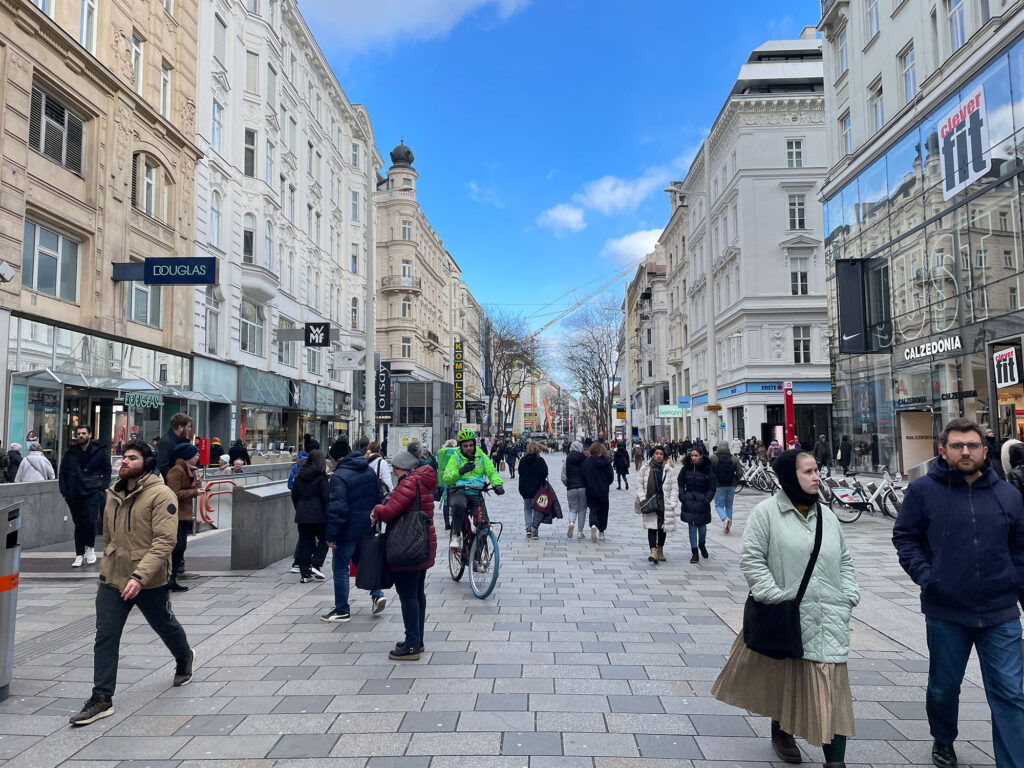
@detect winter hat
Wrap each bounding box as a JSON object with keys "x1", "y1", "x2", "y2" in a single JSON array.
[
  {"x1": 175, "y1": 442, "x2": 199, "y2": 460},
  {"x1": 356, "y1": 436, "x2": 370, "y2": 452},
  {"x1": 219, "y1": 455, "x2": 229, "y2": 465},
  {"x1": 772, "y1": 449, "x2": 818, "y2": 507},
  {"x1": 329, "y1": 438, "x2": 350, "y2": 461},
  {"x1": 212, "y1": 437, "x2": 221, "y2": 444},
  {"x1": 570, "y1": 440, "x2": 584, "y2": 453},
  {"x1": 407, "y1": 441, "x2": 423, "y2": 459},
  {"x1": 391, "y1": 449, "x2": 419, "y2": 472},
  {"x1": 1001, "y1": 438, "x2": 1024, "y2": 475}
]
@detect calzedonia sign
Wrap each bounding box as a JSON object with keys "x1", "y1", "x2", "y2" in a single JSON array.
[
  {"x1": 144, "y1": 257, "x2": 217, "y2": 285},
  {"x1": 904, "y1": 335, "x2": 962, "y2": 361}
]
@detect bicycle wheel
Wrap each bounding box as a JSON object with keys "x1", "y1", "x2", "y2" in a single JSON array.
[
  {"x1": 829, "y1": 499, "x2": 863, "y2": 524},
  {"x1": 734, "y1": 480, "x2": 748, "y2": 496},
  {"x1": 468, "y1": 528, "x2": 500, "y2": 599},
  {"x1": 448, "y1": 543, "x2": 465, "y2": 582},
  {"x1": 882, "y1": 491, "x2": 901, "y2": 519}
]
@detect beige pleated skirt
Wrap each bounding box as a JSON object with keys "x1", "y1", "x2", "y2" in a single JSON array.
[{"x1": 711, "y1": 633, "x2": 855, "y2": 747}]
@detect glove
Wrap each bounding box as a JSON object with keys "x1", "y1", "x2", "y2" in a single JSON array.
[
  {"x1": 494, "y1": 485, "x2": 505, "y2": 496},
  {"x1": 459, "y1": 462, "x2": 475, "y2": 475}
]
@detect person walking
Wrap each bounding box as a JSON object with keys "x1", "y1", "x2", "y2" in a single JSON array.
[
  {"x1": 505, "y1": 440, "x2": 520, "y2": 479},
  {"x1": 164, "y1": 443, "x2": 201, "y2": 592},
  {"x1": 635, "y1": 444, "x2": 679, "y2": 564},
  {"x1": 1003, "y1": 438, "x2": 1024, "y2": 500},
  {"x1": 68, "y1": 439, "x2": 194, "y2": 727},
  {"x1": 613, "y1": 441, "x2": 630, "y2": 490},
  {"x1": 6, "y1": 443, "x2": 22, "y2": 483},
  {"x1": 58, "y1": 425, "x2": 112, "y2": 568},
  {"x1": 712, "y1": 448, "x2": 859, "y2": 767},
  {"x1": 755, "y1": 440, "x2": 768, "y2": 464},
  {"x1": 679, "y1": 446, "x2": 716, "y2": 563},
  {"x1": 583, "y1": 442, "x2": 614, "y2": 542},
  {"x1": 564, "y1": 440, "x2": 588, "y2": 540},
  {"x1": 985, "y1": 427, "x2": 1005, "y2": 480},
  {"x1": 323, "y1": 441, "x2": 386, "y2": 621},
  {"x1": 156, "y1": 413, "x2": 192, "y2": 478},
  {"x1": 517, "y1": 441, "x2": 548, "y2": 539},
  {"x1": 366, "y1": 441, "x2": 393, "y2": 493},
  {"x1": 813, "y1": 435, "x2": 831, "y2": 471},
  {"x1": 371, "y1": 450, "x2": 436, "y2": 660},
  {"x1": 837, "y1": 435, "x2": 853, "y2": 475},
  {"x1": 892, "y1": 418, "x2": 1024, "y2": 768},
  {"x1": 632, "y1": 441, "x2": 644, "y2": 471},
  {"x1": 291, "y1": 450, "x2": 329, "y2": 584},
  {"x1": 14, "y1": 443, "x2": 54, "y2": 482},
  {"x1": 208, "y1": 437, "x2": 225, "y2": 466},
  {"x1": 710, "y1": 442, "x2": 741, "y2": 534},
  {"x1": 228, "y1": 439, "x2": 251, "y2": 466}
]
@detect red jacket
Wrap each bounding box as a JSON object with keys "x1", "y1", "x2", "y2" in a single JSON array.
[{"x1": 374, "y1": 465, "x2": 437, "y2": 571}]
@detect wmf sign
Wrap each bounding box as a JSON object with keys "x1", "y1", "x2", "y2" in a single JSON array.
[
  {"x1": 304, "y1": 322, "x2": 330, "y2": 347},
  {"x1": 453, "y1": 341, "x2": 465, "y2": 413},
  {"x1": 939, "y1": 85, "x2": 991, "y2": 200}
]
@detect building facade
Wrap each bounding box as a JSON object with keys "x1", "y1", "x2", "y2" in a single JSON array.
[
  {"x1": 675, "y1": 31, "x2": 832, "y2": 448},
  {"x1": 819, "y1": 0, "x2": 1024, "y2": 472},
  {"x1": 1, "y1": 0, "x2": 203, "y2": 463},
  {"x1": 625, "y1": 254, "x2": 670, "y2": 442}
]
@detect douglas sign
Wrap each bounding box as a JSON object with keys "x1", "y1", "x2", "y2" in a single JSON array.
[{"x1": 144, "y1": 257, "x2": 217, "y2": 285}]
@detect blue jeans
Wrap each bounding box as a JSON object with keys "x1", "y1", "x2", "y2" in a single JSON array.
[
  {"x1": 926, "y1": 616, "x2": 1024, "y2": 766},
  {"x1": 330, "y1": 538, "x2": 383, "y2": 614},
  {"x1": 714, "y1": 487, "x2": 735, "y2": 521},
  {"x1": 523, "y1": 498, "x2": 533, "y2": 528},
  {"x1": 687, "y1": 523, "x2": 707, "y2": 548}
]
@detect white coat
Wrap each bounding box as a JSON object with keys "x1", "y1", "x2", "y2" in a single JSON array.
[
  {"x1": 634, "y1": 459, "x2": 679, "y2": 533},
  {"x1": 15, "y1": 451, "x2": 55, "y2": 482}
]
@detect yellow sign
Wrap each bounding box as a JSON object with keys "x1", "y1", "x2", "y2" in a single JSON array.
[{"x1": 453, "y1": 341, "x2": 465, "y2": 412}]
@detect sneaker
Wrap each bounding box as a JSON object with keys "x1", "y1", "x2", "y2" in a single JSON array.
[
  {"x1": 449, "y1": 534, "x2": 462, "y2": 551},
  {"x1": 173, "y1": 648, "x2": 195, "y2": 687},
  {"x1": 321, "y1": 609, "x2": 351, "y2": 623},
  {"x1": 300, "y1": 576, "x2": 314, "y2": 583},
  {"x1": 531, "y1": 530, "x2": 539, "y2": 539},
  {"x1": 69, "y1": 695, "x2": 113, "y2": 726},
  {"x1": 599, "y1": 531, "x2": 605, "y2": 541},
  {"x1": 84, "y1": 547, "x2": 97, "y2": 565},
  {"x1": 567, "y1": 521, "x2": 574, "y2": 539},
  {"x1": 388, "y1": 646, "x2": 421, "y2": 661},
  {"x1": 310, "y1": 566, "x2": 326, "y2": 581},
  {"x1": 372, "y1": 596, "x2": 387, "y2": 614},
  {"x1": 290, "y1": 564, "x2": 300, "y2": 573},
  {"x1": 590, "y1": 525, "x2": 598, "y2": 543},
  {"x1": 577, "y1": 531, "x2": 586, "y2": 540},
  {"x1": 931, "y1": 740, "x2": 957, "y2": 768},
  {"x1": 71, "y1": 556, "x2": 84, "y2": 568},
  {"x1": 724, "y1": 519, "x2": 732, "y2": 535}
]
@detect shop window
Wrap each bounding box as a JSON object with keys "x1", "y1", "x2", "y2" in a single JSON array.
[
  {"x1": 129, "y1": 280, "x2": 161, "y2": 327},
  {"x1": 240, "y1": 299, "x2": 264, "y2": 355},
  {"x1": 22, "y1": 219, "x2": 78, "y2": 303},
  {"x1": 29, "y1": 85, "x2": 85, "y2": 175}
]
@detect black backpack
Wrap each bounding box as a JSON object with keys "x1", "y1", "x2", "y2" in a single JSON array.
[
  {"x1": 374, "y1": 459, "x2": 391, "y2": 504},
  {"x1": 715, "y1": 454, "x2": 736, "y2": 486}
]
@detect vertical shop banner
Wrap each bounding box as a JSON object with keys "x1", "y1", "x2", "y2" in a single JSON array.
[
  {"x1": 993, "y1": 347, "x2": 1021, "y2": 389},
  {"x1": 453, "y1": 341, "x2": 465, "y2": 414},
  {"x1": 938, "y1": 85, "x2": 991, "y2": 200},
  {"x1": 376, "y1": 362, "x2": 392, "y2": 413},
  {"x1": 835, "y1": 259, "x2": 868, "y2": 354}
]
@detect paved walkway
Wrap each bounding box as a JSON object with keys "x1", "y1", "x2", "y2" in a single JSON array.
[{"x1": 3, "y1": 454, "x2": 1001, "y2": 767}]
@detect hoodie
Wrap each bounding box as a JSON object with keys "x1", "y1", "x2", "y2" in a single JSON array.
[{"x1": 893, "y1": 456, "x2": 1024, "y2": 627}]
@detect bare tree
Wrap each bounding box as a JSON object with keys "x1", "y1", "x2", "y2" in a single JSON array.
[
  {"x1": 481, "y1": 307, "x2": 537, "y2": 436},
  {"x1": 559, "y1": 301, "x2": 622, "y2": 439}
]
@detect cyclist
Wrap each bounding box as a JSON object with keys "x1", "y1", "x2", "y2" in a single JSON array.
[{"x1": 443, "y1": 429, "x2": 504, "y2": 551}]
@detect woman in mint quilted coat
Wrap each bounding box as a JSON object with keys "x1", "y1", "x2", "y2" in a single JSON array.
[{"x1": 712, "y1": 450, "x2": 860, "y2": 768}]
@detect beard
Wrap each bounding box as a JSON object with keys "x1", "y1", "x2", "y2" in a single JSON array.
[
  {"x1": 952, "y1": 455, "x2": 984, "y2": 475},
  {"x1": 118, "y1": 463, "x2": 145, "y2": 480}
]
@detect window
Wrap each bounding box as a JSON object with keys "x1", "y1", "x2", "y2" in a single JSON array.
[
  {"x1": 647, "y1": 360, "x2": 653, "y2": 377},
  {"x1": 242, "y1": 213, "x2": 255, "y2": 264},
  {"x1": 307, "y1": 141, "x2": 313, "y2": 175},
  {"x1": 793, "y1": 326, "x2": 811, "y2": 364},
  {"x1": 306, "y1": 204, "x2": 313, "y2": 235},
  {"x1": 142, "y1": 159, "x2": 156, "y2": 216},
  {"x1": 314, "y1": 212, "x2": 321, "y2": 245},
  {"x1": 243, "y1": 129, "x2": 256, "y2": 177},
  {"x1": 211, "y1": 101, "x2": 222, "y2": 154},
  {"x1": 962, "y1": 250, "x2": 970, "y2": 270},
  {"x1": 288, "y1": 185, "x2": 295, "y2": 221},
  {"x1": 1000, "y1": 211, "x2": 1009, "y2": 231},
  {"x1": 401, "y1": 337, "x2": 411, "y2": 358},
  {"x1": 28, "y1": 86, "x2": 85, "y2": 175},
  {"x1": 21, "y1": 219, "x2": 78, "y2": 302},
  {"x1": 351, "y1": 191, "x2": 359, "y2": 221},
  {"x1": 947, "y1": 0, "x2": 966, "y2": 52},
  {"x1": 264, "y1": 221, "x2": 273, "y2": 269},
  {"x1": 791, "y1": 257, "x2": 809, "y2": 295},
  {"x1": 351, "y1": 143, "x2": 359, "y2": 167},
  {"x1": 315, "y1": 151, "x2": 321, "y2": 181},
  {"x1": 351, "y1": 297, "x2": 359, "y2": 330},
  {"x1": 129, "y1": 280, "x2": 161, "y2": 326},
  {"x1": 840, "y1": 112, "x2": 852, "y2": 154},
  {"x1": 307, "y1": 346, "x2": 321, "y2": 375},
  {"x1": 214, "y1": 15, "x2": 226, "y2": 64},
  {"x1": 278, "y1": 174, "x2": 285, "y2": 208},
  {"x1": 788, "y1": 195, "x2": 806, "y2": 230},
  {"x1": 351, "y1": 245, "x2": 358, "y2": 273},
  {"x1": 159, "y1": 61, "x2": 172, "y2": 118},
  {"x1": 401, "y1": 259, "x2": 412, "y2": 277},
  {"x1": 246, "y1": 0, "x2": 258, "y2": 12},
  {"x1": 245, "y1": 51, "x2": 259, "y2": 93},
  {"x1": 163, "y1": 0, "x2": 173, "y2": 15},
  {"x1": 264, "y1": 139, "x2": 275, "y2": 186},
  {"x1": 976, "y1": 248, "x2": 987, "y2": 268},
  {"x1": 837, "y1": 28, "x2": 848, "y2": 74},
  {"x1": 209, "y1": 190, "x2": 222, "y2": 248},
  {"x1": 80, "y1": 0, "x2": 97, "y2": 54},
  {"x1": 277, "y1": 318, "x2": 295, "y2": 366},
  {"x1": 240, "y1": 299, "x2": 264, "y2": 355},
  {"x1": 401, "y1": 220, "x2": 412, "y2": 240},
  {"x1": 266, "y1": 65, "x2": 276, "y2": 109},
  {"x1": 204, "y1": 286, "x2": 219, "y2": 355},
  {"x1": 131, "y1": 33, "x2": 144, "y2": 95},
  {"x1": 32, "y1": 0, "x2": 51, "y2": 15},
  {"x1": 786, "y1": 139, "x2": 803, "y2": 168},
  {"x1": 1005, "y1": 250, "x2": 1014, "y2": 268},
  {"x1": 866, "y1": 0, "x2": 879, "y2": 39},
  {"x1": 401, "y1": 296, "x2": 412, "y2": 318},
  {"x1": 1011, "y1": 287, "x2": 1018, "y2": 310},
  {"x1": 285, "y1": 251, "x2": 294, "y2": 293},
  {"x1": 402, "y1": 177, "x2": 412, "y2": 188},
  {"x1": 900, "y1": 45, "x2": 917, "y2": 103},
  {"x1": 288, "y1": 117, "x2": 297, "y2": 152},
  {"x1": 646, "y1": 328, "x2": 652, "y2": 344}
]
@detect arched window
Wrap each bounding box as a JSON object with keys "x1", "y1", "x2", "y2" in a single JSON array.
[
  {"x1": 264, "y1": 220, "x2": 273, "y2": 269},
  {"x1": 350, "y1": 297, "x2": 358, "y2": 330},
  {"x1": 285, "y1": 251, "x2": 294, "y2": 293},
  {"x1": 242, "y1": 213, "x2": 256, "y2": 263},
  {"x1": 311, "y1": 267, "x2": 319, "y2": 310},
  {"x1": 209, "y1": 191, "x2": 221, "y2": 248},
  {"x1": 401, "y1": 296, "x2": 412, "y2": 318}
]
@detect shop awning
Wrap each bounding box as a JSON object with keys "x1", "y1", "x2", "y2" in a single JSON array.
[
  {"x1": 160, "y1": 385, "x2": 234, "y2": 405},
  {"x1": 12, "y1": 369, "x2": 161, "y2": 393}
]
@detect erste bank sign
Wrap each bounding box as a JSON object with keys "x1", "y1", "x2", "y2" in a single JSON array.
[{"x1": 938, "y1": 85, "x2": 991, "y2": 200}]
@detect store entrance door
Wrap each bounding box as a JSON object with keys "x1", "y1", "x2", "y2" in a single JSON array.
[{"x1": 63, "y1": 394, "x2": 115, "y2": 455}]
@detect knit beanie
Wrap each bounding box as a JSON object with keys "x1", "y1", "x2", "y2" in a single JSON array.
[
  {"x1": 174, "y1": 442, "x2": 199, "y2": 460},
  {"x1": 391, "y1": 450, "x2": 419, "y2": 472}
]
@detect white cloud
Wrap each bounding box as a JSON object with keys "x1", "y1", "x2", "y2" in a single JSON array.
[
  {"x1": 466, "y1": 180, "x2": 506, "y2": 208},
  {"x1": 537, "y1": 204, "x2": 586, "y2": 233},
  {"x1": 601, "y1": 228, "x2": 663, "y2": 266},
  {"x1": 301, "y1": 0, "x2": 530, "y2": 56}
]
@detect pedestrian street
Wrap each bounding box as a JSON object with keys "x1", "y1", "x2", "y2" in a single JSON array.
[{"x1": 2, "y1": 455, "x2": 999, "y2": 767}]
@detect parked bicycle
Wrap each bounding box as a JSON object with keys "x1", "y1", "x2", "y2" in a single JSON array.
[
  {"x1": 735, "y1": 459, "x2": 779, "y2": 494},
  {"x1": 448, "y1": 484, "x2": 502, "y2": 599},
  {"x1": 826, "y1": 470, "x2": 903, "y2": 524}
]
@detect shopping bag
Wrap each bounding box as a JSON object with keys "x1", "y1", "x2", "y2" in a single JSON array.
[
  {"x1": 385, "y1": 480, "x2": 430, "y2": 568},
  {"x1": 355, "y1": 524, "x2": 393, "y2": 591},
  {"x1": 500, "y1": 461, "x2": 507, "y2": 472}
]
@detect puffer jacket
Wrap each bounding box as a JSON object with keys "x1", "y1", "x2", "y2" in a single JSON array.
[
  {"x1": 583, "y1": 454, "x2": 613, "y2": 503},
  {"x1": 517, "y1": 453, "x2": 548, "y2": 499},
  {"x1": 327, "y1": 451, "x2": 379, "y2": 543},
  {"x1": 99, "y1": 472, "x2": 179, "y2": 592},
  {"x1": 741, "y1": 491, "x2": 860, "y2": 663},
  {"x1": 613, "y1": 446, "x2": 630, "y2": 475},
  {"x1": 291, "y1": 462, "x2": 329, "y2": 525},
  {"x1": 165, "y1": 458, "x2": 199, "y2": 522},
  {"x1": 564, "y1": 450, "x2": 586, "y2": 490},
  {"x1": 14, "y1": 451, "x2": 55, "y2": 482},
  {"x1": 634, "y1": 459, "x2": 679, "y2": 532},
  {"x1": 678, "y1": 455, "x2": 716, "y2": 525},
  {"x1": 374, "y1": 465, "x2": 437, "y2": 571},
  {"x1": 441, "y1": 447, "x2": 503, "y2": 493}
]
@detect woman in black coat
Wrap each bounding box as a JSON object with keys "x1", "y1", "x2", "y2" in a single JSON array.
[
  {"x1": 678, "y1": 446, "x2": 716, "y2": 564},
  {"x1": 517, "y1": 442, "x2": 549, "y2": 538},
  {"x1": 290, "y1": 450, "x2": 329, "y2": 582},
  {"x1": 583, "y1": 442, "x2": 614, "y2": 541},
  {"x1": 613, "y1": 442, "x2": 630, "y2": 490}
]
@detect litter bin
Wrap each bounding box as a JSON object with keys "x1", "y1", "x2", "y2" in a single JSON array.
[{"x1": 0, "y1": 503, "x2": 20, "y2": 702}]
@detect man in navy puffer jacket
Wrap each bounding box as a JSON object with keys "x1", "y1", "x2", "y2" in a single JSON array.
[
  {"x1": 323, "y1": 448, "x2": 386, "y2": 622},
  {"x1": 893, "y1": 418, "x2": 1024, "y2": 768}
]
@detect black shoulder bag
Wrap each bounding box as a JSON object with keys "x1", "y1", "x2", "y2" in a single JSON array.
[
  {"x1": 385, "y1": 480, "x2": 431, "y2": 568},
  {"x1": 742, "y1": 504, "x2": 823, "y2": 660}
]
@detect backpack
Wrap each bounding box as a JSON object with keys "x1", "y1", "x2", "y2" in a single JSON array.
[
  {"x1": 768, "y1": 443, "x2": 781, "y2": 460},
  {"x1": 715, "y1": 454, "x2": 736, "y2": 486},
  {"x1": 374, "y1": 458, "x2": 390, "y2": 504}
]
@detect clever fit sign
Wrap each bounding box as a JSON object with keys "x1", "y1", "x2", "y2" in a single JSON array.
[{"x1": 938, "y1": 85, "x2": 991, "y2": 200}]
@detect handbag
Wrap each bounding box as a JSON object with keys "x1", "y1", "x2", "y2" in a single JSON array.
[
  {"x1": 385, "y1": 480, "x2": 431, "y2": 568},
  {"x1": 639, "y1": 464, "x2": 664, "y2": 516},
  {"x1": 355, "y1": 523, "x2": 393, "y2": 591},
  {"x1": 374, "y1": 459, "x2": 390, "y2": 504},
  {"x1": 742, "y1": 504, "x2": 823, "y2": 660}
]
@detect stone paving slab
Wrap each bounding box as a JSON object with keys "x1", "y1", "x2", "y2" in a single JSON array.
[{"x1": 3, "y1": 454, "x2": 1003, "y2": 766}]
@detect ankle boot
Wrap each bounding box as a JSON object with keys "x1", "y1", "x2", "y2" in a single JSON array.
[
  {"x1": 648, "y1": 547, "x2": 659, "y2": 564},
  {"x1": 656, "y1": 546, "x2": 666, "y2": 561},
  {"x1": 699, "y1": 543, "x2": 709, "y2": 559},
  {"x1": 770, "y1": 720, "x2": 802, "y2": 764},
  {"x1": 822, "y1": 763, "x2": 845, "y2": 768},
  {"x1": 689, "y1": 547, "x2": 699, "y2": 564}
]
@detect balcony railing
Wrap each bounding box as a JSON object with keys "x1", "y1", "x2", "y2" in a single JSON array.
[{"x1": 381, "y1": 275, "x2": 422, "y2": 291}]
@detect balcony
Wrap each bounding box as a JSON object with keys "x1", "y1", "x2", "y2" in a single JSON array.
[
  {"x1": 239, "y1": 261, "x2": 279, "y2": 303},
  {"x1": 425, "y1": 330, "x2": 442, "y2": 351},
  {"x1": 381, "y1": 275, "x2": 422, "y2": 294},
  {"x1": 382, "y1": 315, "x2": 417, "y2": 330},
  {"x1": 819, "y1": 0, "x2": 848, "y2": 29}
]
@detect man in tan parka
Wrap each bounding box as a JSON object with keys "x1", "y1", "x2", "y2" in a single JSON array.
[{"x1": 69, "y1": 439, "x2": 195, "y2": 727}]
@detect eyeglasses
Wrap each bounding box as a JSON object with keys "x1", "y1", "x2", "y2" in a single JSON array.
[{"x1": 946, "y1": 442, "x2": 984, "y2": 452}]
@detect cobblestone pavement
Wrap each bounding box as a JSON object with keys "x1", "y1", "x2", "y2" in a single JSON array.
[{"x1": 2, "y1": 454, "x2": 1001, "y2": 767}]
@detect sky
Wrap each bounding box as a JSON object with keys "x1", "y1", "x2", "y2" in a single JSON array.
[{"x1": 301, "y1": 0, "x2": 822, "y2": 332}]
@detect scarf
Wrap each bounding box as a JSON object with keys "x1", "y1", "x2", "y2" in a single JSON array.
[{"x1": 772, "y1": 448, "x2": 819, "y2": 507}]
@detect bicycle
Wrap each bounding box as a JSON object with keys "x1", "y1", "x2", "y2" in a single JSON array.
[
  {"x1": 827, "y1": 471, "x2": 902, "y2": 524},
  {"x1": 448, "y1": 485, "x2": 502, "y2": 599}
]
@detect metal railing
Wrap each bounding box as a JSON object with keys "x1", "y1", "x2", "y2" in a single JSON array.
[{"x1": 381, "y1": 275, "x2": 422, "y2": 290}]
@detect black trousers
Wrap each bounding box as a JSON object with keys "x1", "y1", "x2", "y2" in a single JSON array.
[
  {"x1": 68, "y1": 494, "x2": 102, "y2": 556},
  {"x1": 647, "y1": 528, "x2": 667, "y2": 547},
  {"x1": 296, "y1": 522, "x2": 328, "y2": 576},
  {"x1": 615, "y1": 471, "x2": 628, "y2": 488},
  {"x1": 588, "y1": 495, "x2": 610, "y2": 532},
  {"x1": 171, "y1": 521, "x2": 190, "y2": 576},
  {"x1": 93, "y1": 583, "x2": 190, "y2": 699},
  {"x1": 392, "y1": 569, "x2": 426, "y2": 649},
  {"x1": 449, "y1": 491, "x2": 471, "y2": 538}
]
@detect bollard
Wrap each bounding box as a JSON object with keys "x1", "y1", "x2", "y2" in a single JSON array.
[{"x1": 0, "y1": 503, "x2": 21, "y2": 702}]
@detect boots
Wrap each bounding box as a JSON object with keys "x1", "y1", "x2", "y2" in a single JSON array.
[
  {"x1": 699, "y1": 543, "x2": 709, "y2": 559},
  {"x1": 690, "y1": 547, "x2": 699, "y2": 564},
  {"x1": 771, "y1": 720, "x2": 802, "y2": 764},
  {"x1": 648, "y1": 547, "x2": 659, "y2": 564},
  {"x1": 822, "y1": 763, "x2": 846, "y2": 768},
  {"x1": 656, "y1": 546, "x2": 666, "y2": 562}
]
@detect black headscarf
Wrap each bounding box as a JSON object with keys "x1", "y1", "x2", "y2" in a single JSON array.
[{"x1": 772, "y1": 449, "x2": 819, "y2": 507}]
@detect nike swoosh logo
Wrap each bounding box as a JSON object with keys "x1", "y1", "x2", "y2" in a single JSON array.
[{"x1": 842, "y1": 333, "x2": 860, "y2": 341}]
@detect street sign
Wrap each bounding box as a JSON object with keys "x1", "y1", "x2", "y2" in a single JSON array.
[
  {"x1": 706, "y1": 404, "x2": 722, "y2": 412},
  {"x1": 677, "y1": 396, "x2": 691, "y2": 409},
  {"x1": 304, "y1": 322, "x2": 330, "y2": 347},
  {"x1": 332, "y1": 350, "x2": 366, "y2": 370},
  {"x1": 657, "y1": 405, "x2": 684, "y2": 418}
]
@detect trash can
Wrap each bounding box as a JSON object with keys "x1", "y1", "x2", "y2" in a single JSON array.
[{"x1": 0, "y1": 503, "x2": 21, "y2": 702}]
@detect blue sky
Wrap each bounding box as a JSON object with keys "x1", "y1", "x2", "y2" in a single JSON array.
[{"x1": 303, "y1": 0, "x2": 822, "y2": 329}]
